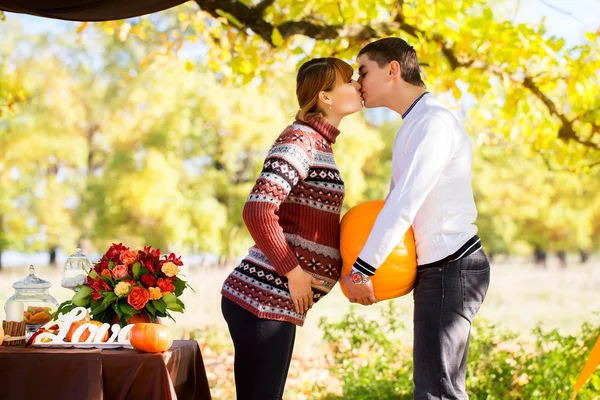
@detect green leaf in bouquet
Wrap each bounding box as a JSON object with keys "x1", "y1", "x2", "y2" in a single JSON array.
[
  {"x1": 72, "y1": 286, "x2": 93, "y2": 307},
  {"x1": 91, "y1": 293, "x2": 118, "y2": 315},
  {"x1": 108, "y1": 261, "x2": 115, "y2": 270},
  {"x1": 162, "y1": 293, "x2": 177, "y2": 305},
  {"x1": 172, "y1": 277, "x2": 186, "y2": 297},
  {"x1": 89, "y1": 270, "x2": 98, "y2": 279},
  {"x1": 119, "y1": 302, "x2": 136, "y2": 317},
  {"x1": 115, "y1": 304, "x2": 124, "y2": 323},
  {"x1": 152, "y1": 299, "x2": 167, "y2": 314},
  {"x1": 176, "y1": 299, "x2": 185, "y2": 310},
  {"x1": 138, "y1": 268, "x2": 150, "y2": 276},
  {"x1": 91, "y1": 298, "x2": 102, "y2": 311},
  {"x1": 145, "y1": 301, "x2": 156, "y2": 316},
  {"x1": 132, "y1": 262, "x2": 141, "y2": 279},
  {"x1": 54, "y1": 301, "x2": 76, "y2": 320},
  {"x1": 103, "y1": 292, "x2": 117, "y2": 303},
  {"x1": 100, "y1": 274, "x2": 114, "y2": 285},
  {"x1": 166, "y1": 302, "x2": 184, "y2": 312}
]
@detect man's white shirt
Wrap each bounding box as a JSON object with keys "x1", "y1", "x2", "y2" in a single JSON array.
[{"x1": 357, "y1": 93, "x2": 478, "y2": 270}]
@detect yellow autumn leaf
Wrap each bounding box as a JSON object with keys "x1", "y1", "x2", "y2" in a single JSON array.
[
  {"x1": 271, "y1": 28, "x2": 284, "y2": 47},
  {"x1": 76, "y1": 22, "x2": 88, "y2": 34}
]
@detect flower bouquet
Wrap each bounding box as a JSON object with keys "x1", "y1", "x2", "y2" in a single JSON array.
[{"x1": 56, "y1": 243, "x2": 193, "y2": 326}]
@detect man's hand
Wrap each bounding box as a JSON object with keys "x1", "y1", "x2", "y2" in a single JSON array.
[{"x1": 341, "y1": 275, "x2": 378, "y2": 306}]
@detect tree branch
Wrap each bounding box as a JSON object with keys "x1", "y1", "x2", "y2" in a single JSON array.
[
  {"x1": 193, "y1": 0, "x2": 598, "y2": 152},
  {"x1": 254, "y1": 0, "x2": 275, "y2": 16}
]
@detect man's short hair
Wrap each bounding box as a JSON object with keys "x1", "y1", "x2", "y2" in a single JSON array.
[{"x1": 358, "y1": 38, "x2": 425, "y2": 87}]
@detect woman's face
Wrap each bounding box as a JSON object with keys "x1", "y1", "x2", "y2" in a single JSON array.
[{"x1": 323, "y1": 77, "x2": 363, "y2": 117}]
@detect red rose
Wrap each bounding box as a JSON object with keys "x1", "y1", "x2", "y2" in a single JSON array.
[
  {"x1": 91, "y1": 291, "x2": 103, "y2": 301},
  {"x1": 140, "y1": 274, "x2": 157, "y2": 288},
  {"x1": 157, "y1": 278, "x2": 175, "y2": 294},
  {"x1": 127, "y1": 286, "x2": 150, "y2": 311}
]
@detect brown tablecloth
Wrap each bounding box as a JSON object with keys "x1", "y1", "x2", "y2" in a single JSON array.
[{"x1": 0, "y1": 340, "x2": 212, "y2": 400}]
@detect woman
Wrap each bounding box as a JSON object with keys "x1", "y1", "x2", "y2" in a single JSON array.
[{"x1": 221, "y1": 57, "x2": 363, "y2": 399}]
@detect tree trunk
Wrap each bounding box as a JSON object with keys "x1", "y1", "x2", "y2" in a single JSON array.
[
  {"x1": 534, "y1": 246, "x2": 547, "y2": 268},
  {"x1": 557, "y1": 250, "x2": 567, "y2": 269},
  {"x1": 49, "y1": 246, "x2": 58, "y2": 266},
  {"x1": 580, "y1": 249, "x2": 590, "y2": 264}
]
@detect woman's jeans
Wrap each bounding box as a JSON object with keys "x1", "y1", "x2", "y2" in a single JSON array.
[{"x1": 221, "y1": 296, "x2": 297, "y2": 400}]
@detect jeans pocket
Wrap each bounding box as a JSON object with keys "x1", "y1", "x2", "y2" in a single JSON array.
[{"x1": 461, "y1": 267, "x2": 490, "y2": 321}]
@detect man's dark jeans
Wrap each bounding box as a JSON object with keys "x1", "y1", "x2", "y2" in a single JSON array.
[{"x1": 413, "y1": 248, "x2": 491, "y2": 399}]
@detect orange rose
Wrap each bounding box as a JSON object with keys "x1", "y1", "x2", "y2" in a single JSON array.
[
  {"x1": 120, "y1": 249, "x2": 138, "y2": 266},
  {"x1": 127, "y1": 286, "x2": 150, "y2": 311},
  {"x1": 101, "y1": 269, "x2": 112, "y2": 278}
]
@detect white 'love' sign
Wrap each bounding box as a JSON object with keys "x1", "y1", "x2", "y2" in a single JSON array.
[{"x1": 33, "y1": 306, "x2": 135, "y2": 345}]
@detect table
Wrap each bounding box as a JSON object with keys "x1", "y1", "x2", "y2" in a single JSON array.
[{"x1": 0, "y1": 340, "x2": 212, "y2": 400}]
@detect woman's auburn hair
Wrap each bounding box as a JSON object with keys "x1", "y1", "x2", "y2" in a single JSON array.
[{"x1": 296, "y1": 57, "x2": 354, "y2": 123}]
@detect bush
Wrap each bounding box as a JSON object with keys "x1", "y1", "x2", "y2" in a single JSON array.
[{"x1": 317, "y1": 303, "x2": 600, "y2": 399}]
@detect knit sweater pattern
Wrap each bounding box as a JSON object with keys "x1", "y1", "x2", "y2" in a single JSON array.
[{"x1": 221, "y1": 117, "x2": 345, "y2": 326}]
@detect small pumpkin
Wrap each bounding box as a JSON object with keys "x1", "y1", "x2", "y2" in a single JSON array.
[
  {"x1": 66, "y1": 320, "x2": 108, "y2": 342},
  {"x1": 130, "y1": 323, "x2": 173, "y2": 353},
  {"x1": 340, "y1": 200, "x2": 417, "y2": 301}
]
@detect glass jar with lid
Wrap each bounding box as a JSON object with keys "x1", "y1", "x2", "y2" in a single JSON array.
[
  {"x1": 61, "y1": 247, "x2": 92, "y2": 292},
  {"x1": 5, "y1": 265, "x2": 59, "y2": 339}
]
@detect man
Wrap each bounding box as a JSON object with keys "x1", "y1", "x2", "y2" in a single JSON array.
[{"x1": 342, "y1": 37, "x2": 491, "y2": 399}]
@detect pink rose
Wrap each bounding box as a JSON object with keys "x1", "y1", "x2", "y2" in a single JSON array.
[{"x1": 112, "y1": 264, "x2": 129, "y2": 280}]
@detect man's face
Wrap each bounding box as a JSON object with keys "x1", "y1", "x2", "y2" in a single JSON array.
[{"x1": 357, "y1": 54, "x2": 391, "y2": 108}]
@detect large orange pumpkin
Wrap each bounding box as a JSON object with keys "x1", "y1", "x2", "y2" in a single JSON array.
[
  {"x1": 130, "y1": 323, "x2": 173, "y2": 353},
  {"x1": 340, "y1": 200, "x2": 417, "y2": 301},
  {"x1": 66, "y1": 320, "x2": 108, "y2": 342}
]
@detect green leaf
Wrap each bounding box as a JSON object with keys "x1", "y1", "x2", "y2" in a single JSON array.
[
  {"x1": 91, "y1": 293, "x2": 118, "y2": 315},
  {"x1": 145, "y1": 301, "x2": 156, "y2": 317},
  {"x1": 89, "y1": 270, "x2": 98, "y2": 279},
  {"x1": 152, "y1": 299, "x2": 167, "y2": 314},
  {"x1": 176, "y1": 299, "x2": 185, "y2": 310},
  {"x1": 72, "y1": 286, "x2": 93, "y2": 307},
  {"x1": 119, "y1": 302, "x2": 136, "y2": 317},
  {"x1": 108, "y1": 261, "x2": 115, "y2": 270},
  {"x1": 138, "y1": 268, "x2": 150, "y2": 277},
  {"x1": 162, "y1": 293, "x2": 177, "y2": 304},
  {"x1": 172, "y1": 277, "x2": 186, "y2": 297},
  {"x1": 166, "y1": 302, "x2": 184, "y2": 313},
  {"x1": 54, "y1": 301, "x2": 76, "y2": 320},
  {"x1": 132, "y1": 262, "x2": 141, "y2": 279},
  {"x1": 91, "y1": 298, "x2": 102, "y2": 311}
]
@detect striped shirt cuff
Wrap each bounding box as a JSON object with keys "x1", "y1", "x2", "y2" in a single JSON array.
[{"x1": 352, "y1": 257, "x2": 376, "y2": 276}]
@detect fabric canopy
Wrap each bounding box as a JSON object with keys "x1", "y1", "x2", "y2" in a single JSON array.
[{"x1": 0, "y1": 0, "x2": 188, "y2": 21}]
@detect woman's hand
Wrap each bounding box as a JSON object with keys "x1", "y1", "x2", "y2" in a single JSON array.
[{"x1": 285, "y1": 265, "x2": 324, "y2": 314}]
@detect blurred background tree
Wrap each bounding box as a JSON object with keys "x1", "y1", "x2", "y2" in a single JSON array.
[{"x1": 0, "y1": 0, "x2": 598, "y2": 269}]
